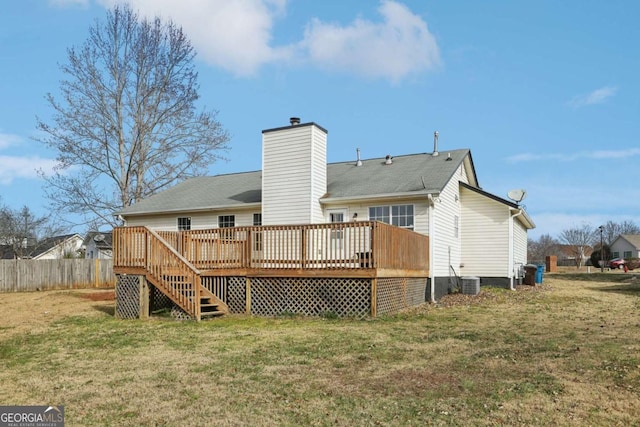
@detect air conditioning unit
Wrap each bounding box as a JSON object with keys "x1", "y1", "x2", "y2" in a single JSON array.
[{"x1": 461, "y1": 276, "x2": 480, "y2": 295}]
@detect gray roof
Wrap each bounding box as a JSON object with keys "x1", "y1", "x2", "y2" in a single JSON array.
[
  {"x1": 619, "y1": 234, "x2": 640, "y2": 249},
  {"x1": 84, "y1": 231, "x2": 113, "y2": 249},
  {"x1": 118, "y1": 149, "x2": 474, "y2": 216}
]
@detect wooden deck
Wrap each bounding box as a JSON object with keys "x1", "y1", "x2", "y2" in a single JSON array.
[{"x1": 113, "y1": 221, "x2": 429, "y2": 319}]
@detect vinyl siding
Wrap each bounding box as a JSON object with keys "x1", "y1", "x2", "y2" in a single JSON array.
[
  {"x1": 513, "y1": 218, "x2": 528, "y2": 266},
  {"x1": 460, "y1": 187, "x2": 510, "y2": 277},
  {"x1": 322, "y1": 198, "x2": 429, "y2": 234},
  {"x1": 262, "y1": 124, "x2": 327, "y2": 225},
  {"x1": 126, "y1": 200, "x2": 431, "y2": 236},
  {"x1": 33, "y1": 236, "x2": 84, "y2": 260},
  {"x1": 125, "y1": 210, "x2": 261, "y2": 230},
  {"x1": 610, "y1": 238, "x2": 640, "y2": 259},
  {"x1": 431, "y1": 166, "x2": 465, "y2": 277}
]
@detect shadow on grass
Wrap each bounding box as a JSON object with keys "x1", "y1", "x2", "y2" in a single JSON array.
[
  {"x1": 546, "y1": 273, "x2": 638, "y2": 283},
  {"x1": 587, "y1": 282, "x2": 640, "y2": 297},
  {"x1": 93, "y1": 304, "x2": 115, "y2": 316}
]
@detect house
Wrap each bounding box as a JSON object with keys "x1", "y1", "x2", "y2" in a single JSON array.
[
  {"x1": 555, "y1": 244, "x2": 593, "y2": 267},
  {"x1": 30, "y1": 234, "x2": 84, "y2": 260},
  {"x1": 114, "y1": 118, "x2": 534, "y2": 319},
  {"x1": 610, "y1": 234, "x2": 640, "y2": 260},
  {"x1": 83, "y1": 231, "x2": 113, "y2": 259},
  {"x1": 0, "y1": 245, "x2": 16, "y2": 259}
]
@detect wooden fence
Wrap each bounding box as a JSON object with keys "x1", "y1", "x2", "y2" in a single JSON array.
[{"x1": 0, "y1": 259, "x2": 115, "y2": 292}]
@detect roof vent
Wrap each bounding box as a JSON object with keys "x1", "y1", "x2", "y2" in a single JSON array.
[
  {"x1": 432, "y1": 131, "x2": 439, "y2": 157},
  {"x1": 356, "y1": 148, "x2": 363, "y2": 167},
  {"x1": 385, "y1": 154, "x2": 393, "y2": 165},
  {"x1": 290, "y1": 117, "x2": 300, "y2": 126},
  {"x1": 446, "y1": 152, "x2": 452, "y2": 161}
]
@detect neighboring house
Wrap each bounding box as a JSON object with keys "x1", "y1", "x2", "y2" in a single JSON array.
[
  {"x1": 610, "y1": 234, "x2": 640, "y2": 260},
  {"x1": 556, "y1": 244, "x2": 593, "y2": 267},
  {"x1": 83, "y1": 231, "x2": 113, "y2": 259},
  {"x1": 30, "y1": 234, "x2": 84, "y2": 260},
  {"x1": 116, "y1": 118, "x2": 535, "y2": 303},
  {"x1": 0, "y1": 245, "x2": 16, "y2": 259}
]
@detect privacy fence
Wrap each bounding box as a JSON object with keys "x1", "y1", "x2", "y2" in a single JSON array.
[{"x1": 0, "y1": 259, "x2": 115, "y2": 292}]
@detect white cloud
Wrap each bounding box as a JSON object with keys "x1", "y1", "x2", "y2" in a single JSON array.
[
  {"x1": 299, "y1": 1, "x2": 441, "y2": 82},
  {"x1": 0, "y1": 156, "x2": 58, "y2": 185},
  {"x1": 98, "y1": 0, "x2": 292, "y2": 77},
  {"x1": 506, "y1": 148, "x2": 640, "y2": 163},
  {"x1": 0, "y1": 133, "x2": 22, "y2": 150},
  {"x1": 95, "y1": 0, "x2": 440, "y2": 81},
  {"x1": 568, "y1": 86, "x2": 618, "y2": 108}
]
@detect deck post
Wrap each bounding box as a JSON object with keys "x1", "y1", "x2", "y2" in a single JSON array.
[
  {"x1": 246, "y1": 277, "x2": 252, "y2": 315},
  {"x1": 139, "y1": 275, "x2": 150, "y2": 319},
  {"x1": 371, "y1": 278, "x2": 377, "y2": 317},
  {"x1": 301, "y1": 228, "x2": 306, "y2": 269}
]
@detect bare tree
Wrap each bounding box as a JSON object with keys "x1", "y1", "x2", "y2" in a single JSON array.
[
  {"x1": 0, "y1": 205, "x2": 63, "y2": 258},
  {"x1": 559, "y1": 224, "x2": 596, "y2": 268},
  {"x1": 36, "y1": 4, "x2": 229, "y2": 228},
  {"x1": 527, "y1": 233, "x2": 561, "y2": 263},
  {"x1": 600, "y1": 220, "x2": 640, "y2": 245}
]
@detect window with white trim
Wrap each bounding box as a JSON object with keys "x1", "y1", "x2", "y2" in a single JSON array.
[
  {"x1": 253, "y1": 213, "x2": 262, "y2": 251},
  {"x1": 329, "y1": 211, "x2": 345, "y2": 241},
  {"x1": 218, "y1": 215, "x2": 235, "y2": 228},
  {"x1": 368, "y1": 205, "x2": 414, "y2": 230},
  {"x1": 177, "y1": 217, "x2": 191, "y2": 231}
]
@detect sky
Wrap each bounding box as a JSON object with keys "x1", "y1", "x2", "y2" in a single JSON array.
[{"x1": 0, "y1": 0, "x2": 639, "y2": 239}]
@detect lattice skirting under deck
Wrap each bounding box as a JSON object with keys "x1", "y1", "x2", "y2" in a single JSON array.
[
  {"x1": 376, "y1": 278, "x2": 428, "y2": 316},
  {"x1": 115, "y1": 275, "x2": 141, "y2": 319},
  {"x1": 247, "y1": 277, "x2": 371, "y2": 317},
  {"x1": 116, "y1": 274, "x2": 428, "y2": 319}
]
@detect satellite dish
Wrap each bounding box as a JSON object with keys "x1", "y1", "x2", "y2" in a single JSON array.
[
  {"x1": 507, "y1": 189, "x2": 527, "y2": 203},
  {"x1": 93, "y1": 234, "x2": 105, "y2": 242}
]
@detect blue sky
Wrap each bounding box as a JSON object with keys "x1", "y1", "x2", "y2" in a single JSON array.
[{"x1": 1, "y1": 0, "x2": 638, "y2": 239}]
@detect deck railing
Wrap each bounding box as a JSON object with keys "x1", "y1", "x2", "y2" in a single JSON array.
[
  {"x1": 115, "y1": 221, "x2": 429, "y2": 273},
  {"x1": 114, "y1": 227, "x2": 201, "y2": 319}
]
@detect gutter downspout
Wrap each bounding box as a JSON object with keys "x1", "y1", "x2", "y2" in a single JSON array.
[
  {"x1": 509, "y1": 208, "x2": 524, "y2": 291},
  {"x1": 428, "y1": 194, "x2": 436, "y2": 303}
]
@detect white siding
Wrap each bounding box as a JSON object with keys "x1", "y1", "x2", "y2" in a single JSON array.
[
  {"x1": 125, "y1": 209, "x2": 261, "y2": 230},
  {"x1": 322, "y1": 198, "x2": 430, "y2": 234},
  {"x1": 34, "y1": 236, "x2": 84, "y2": 260},
  {"x1": 431, "y1": 168, "x2": 464, "y2": 277},
  {"x1": 513, "y1": 218, "x2": 528, "y2": 267},
  {"x1": 262, "y1": 124, "x2": 327, "y2": 225},
  {"x1": 611, "y1": 238, "x2": 640, "y2": 258},
  {"x1": 84, "y1": 239, "x2": 113, "y2": 259},
  {"x1": 460, "y1": 187, "x2": 510, "y2": 277}
]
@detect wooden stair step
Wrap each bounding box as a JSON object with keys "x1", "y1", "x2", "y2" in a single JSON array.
[
  {"x1": 200, "y1": 310, "x2": 225, "y2": 318},
  {"x1": 200, "y1": 303, "x2": 220, "y2": 309}
]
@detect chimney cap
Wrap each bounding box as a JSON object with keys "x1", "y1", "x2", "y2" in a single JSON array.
[{"x1": 289, "y1": 117, "x2": 301, "y2": 125}]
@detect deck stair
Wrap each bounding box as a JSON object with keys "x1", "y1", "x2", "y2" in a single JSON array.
[
  {"x1": 120, "y1": 227, "x2": 229, "y2": 320},
  {"x1": 199, "y1": 287, "x2": 227, "y2": 318}
]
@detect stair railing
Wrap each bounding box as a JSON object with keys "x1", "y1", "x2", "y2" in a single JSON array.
[{"x1": 144, "y1": 228, "x2": 202, "y2": 320}]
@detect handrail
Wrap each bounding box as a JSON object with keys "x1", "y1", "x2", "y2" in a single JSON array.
[
  {"x1": 114, "y1": 226, "x2": 201, "y2": 319},
  {"x1": 114, "y1": 221, "x2": 430, "y2": 273}
]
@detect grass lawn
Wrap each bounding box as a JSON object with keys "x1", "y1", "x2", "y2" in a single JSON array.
[{"x1": 1, "y1": 274, "x2": 640, "y2": 426}]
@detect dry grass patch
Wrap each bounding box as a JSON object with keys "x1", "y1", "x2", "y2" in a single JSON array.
[{"x1": 1, "y1": 279, "x2": 640, "y2": 425}]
